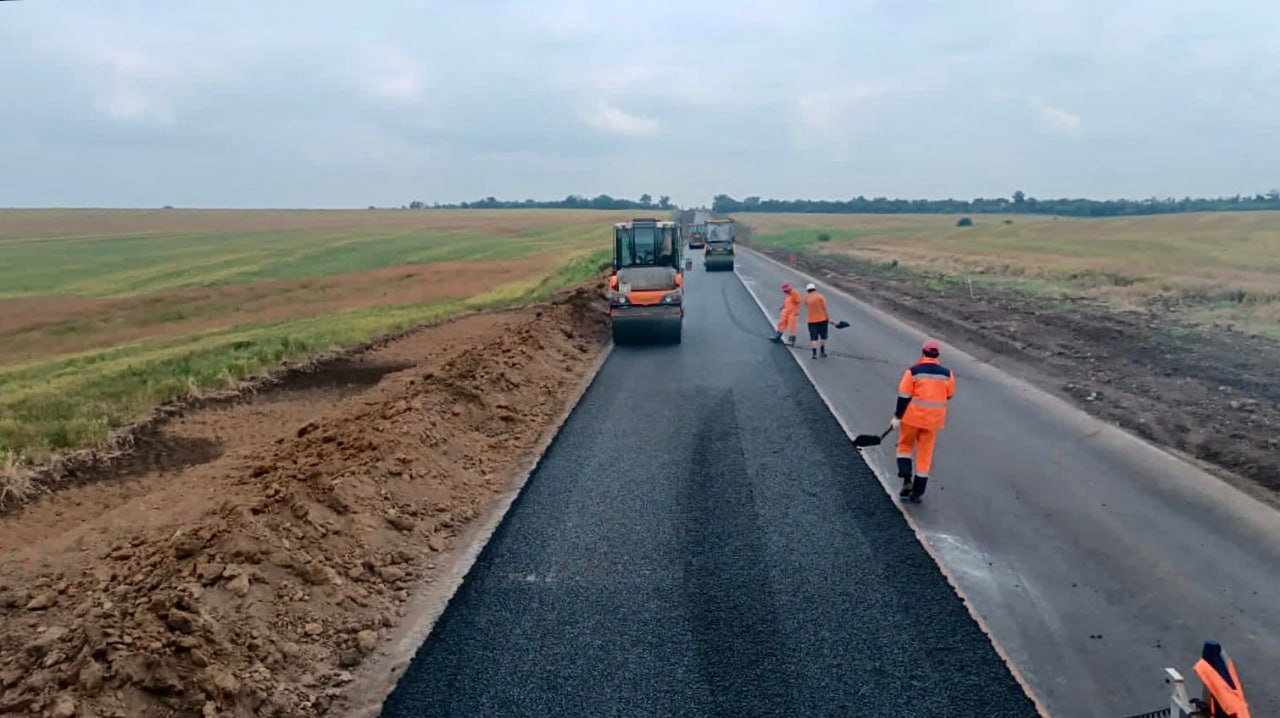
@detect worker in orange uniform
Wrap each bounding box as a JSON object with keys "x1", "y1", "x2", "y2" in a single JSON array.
[
  {"x1": 772, "y1": 283, "x2": 802, "y2": 346},
  {"x1": 1194, "y1": 641, "x2": 1250, "y2": 718},
  {"x1": 892, "y1": 339, "x2": 955, "y2": 502},
  {"x1": 804, "y1": 282, "x2": 829, "y2": 359}
]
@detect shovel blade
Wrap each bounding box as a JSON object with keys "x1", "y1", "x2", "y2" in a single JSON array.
[
  {"x1": 852, "y1": 434, "x2": 883, "y2": 447},
  {"x1": 834, "y1": 320, "x2": 851, "y2": 329}
]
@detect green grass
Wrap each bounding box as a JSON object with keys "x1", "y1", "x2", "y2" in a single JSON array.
[
  {"x1": 0, "y1": 210, "x2": 625, "y2": 462},
  {"x1": 740, "y1": 211, "x2": 1280, "y2": 332},
  {"x1": 0, "y1": 255, "x2": 606, "y2": 460},
  {"x1": 0, "y1": 211, "x2": 617, "y2": 298}
]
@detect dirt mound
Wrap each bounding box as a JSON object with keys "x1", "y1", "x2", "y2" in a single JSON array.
[{"x1": 0, "y1": 286, "x2": 609, "y2": 717}]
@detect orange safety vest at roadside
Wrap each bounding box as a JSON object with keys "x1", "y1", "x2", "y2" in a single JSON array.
[
  {"x1": 897, "y1": 356, "x2": 955, "y2": 429},
  {"x1": 784, "y1": 288, "x2": 802, "y2": 314},
  {"x1": 778, "y1": 288, "x2": 802, "y2": 333},
  {"x1": 805, "y1": 291, "x2": 829, "y2": 323},
  {"x1": 1195, "y1": 656, "x2": 1250, "y2": 718}
]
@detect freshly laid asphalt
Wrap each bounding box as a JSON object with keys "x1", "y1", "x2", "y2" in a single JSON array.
[{"x1": 381, "y1": 259, "x2": 1036, "y2": 717}]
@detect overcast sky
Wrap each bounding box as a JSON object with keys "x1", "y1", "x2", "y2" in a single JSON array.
[{"x1": 3, "y1": 0, "x2": 1279, "y2": 208}]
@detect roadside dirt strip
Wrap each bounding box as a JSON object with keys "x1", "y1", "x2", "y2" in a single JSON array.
[{"x1": 0, "y1": 287, "x2": 609, "y2": 717}]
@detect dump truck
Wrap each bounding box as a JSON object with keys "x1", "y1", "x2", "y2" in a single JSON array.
[
  {"x1": 703, "y1": 218, "x2": 736, "y2": 271},
  {"x1": 688, "y1": 209, "x2": 710, "y2": 249},
  {"x1": 688, "y1": 223, "x2": 707, "y2": 249},
  {"x1": 608, "y1": 218, "x2": 684, "y2": 344}
]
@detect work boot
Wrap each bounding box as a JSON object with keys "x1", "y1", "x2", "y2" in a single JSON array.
[
  {"x1": 896, "y1": 457, "x2": 913, "y2": 480},
  {"x1": 898, "y1": 476, "x2": 913, "y2": 498},
  {"x1": 811, "y1": 348, "x2": 818, "y2": 359},
  {"x1": 787, "y1": 335, "x2": 797, "y2": 346},
  {"x1": 909, "y1": 475, "x2": 929, "y2": 503},
  {"x1": 819, "y1": 346, "x2": 827, "y2": 358},
  {"x1": 770, "y1": 332, "x2": 783, "y2": 344}
]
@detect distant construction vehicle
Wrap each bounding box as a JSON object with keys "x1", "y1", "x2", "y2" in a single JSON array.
[
  {"x1": 608, "y1": 218, "x2": 684, "y2": 344},
  {"x1": 688, "y1": 209, "x2": 710, "y2": 249},
  {"x1": 703, "y1": 217, "x2": 736, "y2": 271},
  {"x1": 688, "y1": 223, "x2": 706, "y2": 249}
]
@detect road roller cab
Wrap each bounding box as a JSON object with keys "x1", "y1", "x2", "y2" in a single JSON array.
[
  {"x1": 704, "y1": 218, "x2": 735, "y2": 271},
  {"x1": 608, "y1": 218, "x2": 684, "y2": 344}
]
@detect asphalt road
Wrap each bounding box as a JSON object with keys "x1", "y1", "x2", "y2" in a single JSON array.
[
  {"x1": 381, "y1": 255, "x2": 1037, "y2": 717},
  {"x1": 735, "y1": 247, "x2": 1280, "y2": 717}
]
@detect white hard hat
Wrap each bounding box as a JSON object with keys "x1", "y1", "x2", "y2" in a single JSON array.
[{"x1": 805, "y1": 282, "x2": 816, "y2": 291}]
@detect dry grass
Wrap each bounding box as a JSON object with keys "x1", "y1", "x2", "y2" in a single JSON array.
[
  {"x1": 0, "y1": 449, "x2": 32, "y2": 507},
  {"x1": 741, "y1": 211, "x2": 1280, "y2": 334}
]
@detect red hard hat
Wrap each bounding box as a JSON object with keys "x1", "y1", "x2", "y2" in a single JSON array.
[
  {"x1": 922, "y1": 339, "x2": 941, "y2": 356},
  {"x1": 781, "y1": 283, "x2": 792, "y2": 292}
]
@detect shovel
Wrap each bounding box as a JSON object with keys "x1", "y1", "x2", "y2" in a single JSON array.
[
  {"x1": 833, "y1": 320, "x2": 851, "y2": 329},
  {"x1": 852, "y1": 424, "x2": 893, "y2": 447}
]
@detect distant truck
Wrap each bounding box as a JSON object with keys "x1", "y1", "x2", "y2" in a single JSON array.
[
  {"x1": 688, "y1": 223, "x2": 707, "y2": 249},
  {"x1": 703, "y1": 218, "x2": 736, "y2": 271},
  {"x1": 607, "y1": 218, "x2": 684, "y2": 344},
  {"x1": 687, "y1": 209, "x2": 712, "y2": 249}
]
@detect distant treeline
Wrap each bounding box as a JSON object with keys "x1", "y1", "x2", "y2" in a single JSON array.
[
  {"x1": 406, "y1": 194, "x2": 673, "y2": 210},
  {"x1": 711, "y1": 190, "x2": 1280, "y2": 217}
]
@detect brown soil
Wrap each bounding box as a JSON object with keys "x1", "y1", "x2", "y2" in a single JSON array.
[
  {"x1": 753, "y1": 246, "x2": 1280, "y2": 499},
  {"x1": 0, "y1": 285, "x2": 610, "y2": 717},
  {"x1": 0, "y1": 258, "x2": 552, "y2": 365}
]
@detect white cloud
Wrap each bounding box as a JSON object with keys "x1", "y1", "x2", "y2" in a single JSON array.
[
  {"x1": 583, "y1": 102, "x2": 660, "y2": 136},
  {"x1": 795, "y1": 84, "x2": 879, "y2": 152},
  {"x1": 5, "y1": 0, "x2": 1280, "y2": 207},
  {"x1": 1032, "y1": 100, "x2": 1082, "y2": 134},
  {"x1": 101, "y1": 88, "x2": 172, "y2": 123},
  {"x1": 96, "y1": 49, "x2": 175, "y2": 124},
  {"x1": 360, "y1": 49, "x2": 428, "y2": 103}
]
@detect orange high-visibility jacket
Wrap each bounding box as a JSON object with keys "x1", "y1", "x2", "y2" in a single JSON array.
[
  {"x1": 1195, "y1": 656, "x2": 1250, "y2": 718},
  {"x1": 897, "y1": 357, "x2": 956, "y2": 430},
  {"x1": 783, "y1": 288, "x2": 802, "y2": 315},
  {"x1": 805, "y1": 292, "x2": 829, "y2": 323}
]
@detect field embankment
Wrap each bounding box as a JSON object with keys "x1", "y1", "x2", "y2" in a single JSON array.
[
  {"x1": 742, "y1": 211, "x2": 1280, "y2": 497},
  {"x1": 0, "y1": 209, "x2": 628, "y2": 472},
  {"x1": 0, "y1": 285, "x2": 611, "y2": 717}
]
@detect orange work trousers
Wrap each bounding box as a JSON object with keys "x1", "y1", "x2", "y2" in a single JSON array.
[
  {"x1": 896, "y1": 424, "x2": 938, "y2": 478},
  {"x1": 777, "y1": 310, "x2": 798, "y2": 335}
]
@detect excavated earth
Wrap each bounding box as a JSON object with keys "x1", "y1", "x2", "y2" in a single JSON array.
[{"x1": 0, "y1": 286, "x2": 609, "y2": 717}]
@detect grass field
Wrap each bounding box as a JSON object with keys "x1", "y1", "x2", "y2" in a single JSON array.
[
  {"x1": 0, "y1": 209, "x2": 634, "y2": 463},
  {"x1": 741, "y1": 212, "x2": 1280, "y2": 334}
]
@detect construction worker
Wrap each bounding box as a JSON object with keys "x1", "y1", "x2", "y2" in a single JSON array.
[
  {"x1": 804, "y1": 282, "x2": 828, "y2": 358},
  {"x1": 1194, "y1": 641, "x2": 1250, "y2": 718},
  {"x1": 772, "y1": 282, "x2": 802, "y2": 345},
  {"x1": 892, "y1": 339, "x2": 955, "y2": 502}
]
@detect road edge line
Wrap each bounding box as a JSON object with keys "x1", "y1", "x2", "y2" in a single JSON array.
[
  {"x1": 734, "y1": 260, "x2": 1053, "y2": 718},
  {"x1": 343, "y1": 341, "x2": 615, "y2": 718}
]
